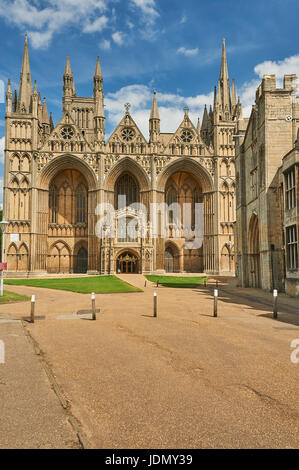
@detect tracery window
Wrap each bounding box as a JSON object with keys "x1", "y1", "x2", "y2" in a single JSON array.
[
  {"x1": 49, "y1": 185, "x2": 58, "y2": 223},
  {"x1": 167, "y1": 187, "x2": 177, "y2": 224},
  {"x1": 76, "y1": 186, "x2": 87, "y2": 223},
  {"x1": 285, "y1": 167, "x2": 296, "y2": 210},
  {"x1": 115, "y1": 173, "x2": 139, "y2": 209},
  {"x1": 286, "y1": 225, "x2": 298, "y2": 271}
]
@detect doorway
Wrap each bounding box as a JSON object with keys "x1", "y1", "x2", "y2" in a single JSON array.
[{"x1": 117, "y1": 252, "x2": 138, "y2": 274}]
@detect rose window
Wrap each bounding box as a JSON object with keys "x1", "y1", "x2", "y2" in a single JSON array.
[
  {"x1": 181, "y1": 130, "x2": 193, "y2": 143},
  {"x1": 61, "y1": 126, "x2": 74, "y2": 140},
  {"x1": 121, "y1": 128, "x2": 135, "y2": 142}
]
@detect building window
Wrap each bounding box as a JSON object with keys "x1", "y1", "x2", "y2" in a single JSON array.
[
  {"x1": 286, "y1": 225, "x2": 298, "y2": 270},
  {"x1": 115, "y1": 173, "x2": 139, "y2": 209},
  {"x1": 49, "y1": 185, "x2": 58, "y2": 223},
  {"x1": 166, "y1": 188, "x2": 177, "y2": 224},
  {"x1": 285, "y1": 168, "x2": 296, "y2": 210},
  {"x1": 76, "y1": 187, "x2": 87, "y2": 223}
]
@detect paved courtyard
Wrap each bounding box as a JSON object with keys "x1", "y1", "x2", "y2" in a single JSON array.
[{"x1": 0, "y1": 275, "x2": 299, "y2": 449}]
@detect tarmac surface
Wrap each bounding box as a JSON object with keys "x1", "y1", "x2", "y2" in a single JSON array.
[
  {"x1": 0, "y1": 274, "x2": 298, "y2": 449},
  {"x1": 0, "y1": 316, "x2": 80, "y2": 449}
]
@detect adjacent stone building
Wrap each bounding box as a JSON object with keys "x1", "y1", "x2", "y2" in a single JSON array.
[
  {"x1": 3, "y1": 36, "x2": 240, "y2": 276},
  {"x1": 235, "y1": 74, "x2": 299, "y2": 297}
]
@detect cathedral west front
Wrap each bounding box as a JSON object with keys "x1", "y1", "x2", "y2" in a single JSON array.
[{"x1": 3, "y1": 36, "x2": 240, "y2": 276}]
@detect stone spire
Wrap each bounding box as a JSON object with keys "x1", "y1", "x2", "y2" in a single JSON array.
[
  {"x1": 38, "y1": 92, "x2": 43, "y2": 122},
  {"x1": 49, "y1": 112, "x2": 54, "y2": 132},
  {"x1": 32, "y1": 80, "x2": 38, "y2": 117},
  {"x1": 42, "y1": 97, "x2": 50, "y2": 125},
  {"x1": 201, "y1": 105, "x2": 209, "y2": 145},
  {"x1": 150, "y1": 91, "x2": 160, "y2": 120},
  {"x1": 63, "y1": 56, "x2": 76, "y2": 99},
  {"x1": 94, "y1": 56, "x2": 103, "y2": 96},
  {"x1": 6, "y1": 79, "x2": 12, "y2": 113},
  {"x1": 232, "y1": 79, "x2": 237, "y2": 110},
  {"x1": 149, "y1": 91, "x2": 160, "y2": 143},
  {"x1": 197, "y1": 117, "x2": 201, "y2": 134},
  {"x1": 218, "y1": 38, "x2": 232, "y2": 117},
  {"x1": 13, "y1": 90, "x2": 17, "y2": 112},
  {"x1": 18, "y1": 33, "x2": 32, "y2": 113}
]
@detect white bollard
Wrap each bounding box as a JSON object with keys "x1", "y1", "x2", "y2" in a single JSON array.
[
  {"x1": 213, "y1": 289, "x2": 218, "y2": 317},
  {"x1": 31, "y1": 295, "x2": 35, "y2": 323},
  {"x1": 273, "y1": 289, "x2": 278, "y2": 319},
  {"x1": 91, "y1": 292, "x2": 96, "y2": 320},
  {"x1": 153, "y1": 290, "x2": 157, "y2": 318}
]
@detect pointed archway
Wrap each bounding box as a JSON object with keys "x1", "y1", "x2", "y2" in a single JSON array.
[{"x1": 248, "y1": 214, "x2": 261, "y2": 288}]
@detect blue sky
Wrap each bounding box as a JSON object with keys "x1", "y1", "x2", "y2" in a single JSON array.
[{"x1": 1, "y1": 0, "x2": 299, "y2": 205}]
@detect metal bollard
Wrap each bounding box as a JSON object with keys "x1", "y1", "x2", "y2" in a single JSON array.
[
  {"x1": 213, "y1": 289, "x2": 218, "y2": 317},
  {"x1": 144, "y1": 280, "x2": 147, "y2": 288},
  {"x1": 91, "y1": 292, "x2": 96, "y2": 320},
  {"x1": 204, "y1": 279, "x2": 207, "y2": 288},
  {"x1": 216, "y1": 280, "x2": 219, "y2": 289},
  {"x1": 153, "y1": 290, "x2": 157, "y2": 318},
  {"x1": 273, "y1": 289, "x2": 278, "y2": 319},
  {"x1": 30, "y1": 295, "x2": 35, "y2": 323},
  {"x1": 156, "y1": 280, "x2": 159, "y2": 288}
]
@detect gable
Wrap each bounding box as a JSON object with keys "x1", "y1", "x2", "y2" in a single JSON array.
[
  {"x1": 107, "y1": 112, "x2": 147, "y2": 146},
  {"x1": 39, "y1": 111, "x2": 93, "y2": 153}
]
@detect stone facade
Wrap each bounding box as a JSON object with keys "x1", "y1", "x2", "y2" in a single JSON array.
[
  {"x1": 235, "y1": 74, "x2": 299, "y2": 297},
  {"x1": 3, "y1": 36, "x2": 240, "y2": 276}
]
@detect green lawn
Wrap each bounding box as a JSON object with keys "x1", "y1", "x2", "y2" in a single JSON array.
[
  {"x1": 4, "y1": 275, "x2": 142, "y2": 294},
  {"x1": 145, "y1": 275, "x2": 207, "y2": 288},
  {"x1": 0, "y1": 290, "x2": 31, "y2": 303}
]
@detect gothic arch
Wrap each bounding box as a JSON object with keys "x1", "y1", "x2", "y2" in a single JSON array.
[
  {"x1": 11, "y1": 154, "x2": 20, "y2": 172},
  {"x1": 40, "y1": 154, "x2": 97, "y2": 190},
  {"x1": 7, "y1": 243, "x2": 18, "y2": 271},
  {"x1": 157, "y1": 158, "x2": 213, "y2": 193},
  {"x1": 21, "y1": 154, "x2": 30, "y2": 172},
  {"x1": 220, "y1": 244, "x2": 231, "y2": 272},
  {"x1": 18, "y1": 243, "x2": 29, "y2": 271},
  {"x1": 47, "y1": 240, "x2": 71, "y2": 274},
  {"x1": 105, "y1": 157, "x2": 150, "y2": 192},
  {"x1": 248, "y1": 213, "x2": 261, "y2": 288},
  {"x1": 164, "y1": 241, "x2": 180, "y2": 273}
]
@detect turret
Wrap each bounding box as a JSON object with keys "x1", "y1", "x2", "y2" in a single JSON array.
[
  {"x1": 93, "y1": 56, "x2": 105, "y2": 139},
  {"x1": 149, "y1": 91, "x2": 160, "y2": 143},
  {"x1": 50, "y1": 112, "x2": 54, "y2": 133},
  {"x1": 32, "y1": 80, "x2": 38, "y2": 118},
  {"x1": 6, "y1": 79, "x2": 12, "y2": 113},
  {"x1": 42, "y1": 97, "x2": 50, "y2": 136},
  {"x1": 201, "y1": 105, "x2": 209, "y2": 144},
  {"x1": 12, "y1": 90, "x2": 17, "y2": 112},
  {"x1": 18, "y1": 34, "x2": 32, "y2": 113},
  {"x1": 63, "y1": 56, "x2": 76, "y2": 112},
  {"x1": 38, "y1": 92, "x2": 43, "y2": 122}
]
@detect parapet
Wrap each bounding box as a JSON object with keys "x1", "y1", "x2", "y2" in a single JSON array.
[
  {"x1": 283, "y1": 74, "x2": 297, "y2": 91},
  {"x1": 262, "y1": 75, "x2": 276, "y2": 92}
]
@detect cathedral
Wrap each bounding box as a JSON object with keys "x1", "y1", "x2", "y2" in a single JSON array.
[{"x1": 3, "y1": 36, "x2": 240, "y2": 276}]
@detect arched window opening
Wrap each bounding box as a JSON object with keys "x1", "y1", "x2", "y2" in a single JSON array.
[
  {"x1": 76, "y1": 186, "x2": 87, "y2": 223},
  {"x1": 49, "y1": 185, "x2": 58, "y2": 223},
  {"x1": 115, "y1": 173, "x2": 139, "y2": 209},
  {"x1": 167, "y1": 187, "x2": 177, "y2": 224}
]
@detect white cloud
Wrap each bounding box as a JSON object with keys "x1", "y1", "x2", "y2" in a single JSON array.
[
  {"x1": 254, "y1": 55, "x2": 299, "y2": 87},
  {"x1": 105, "y1": 84, "x2": 213, "y2": 139},
  {"x1": 0, "y1": 0, "x2": 109, "y2": 49},
  {"x1": 112, "y1": 31, "x2": 125, "y2": 46},
  {"x1": 238, "y1": 53, "x2": 299, "y2": 118},
  {"x1": 129, "y1": 0, "x2": 159, "y2": 22},
  {"x1": 83, "y1": 15, "x2": 108, "y2": 33},
  {"x1": 0, "y1": 137, "x2": 4, "y2": 164},
  {"x1": 177, "y1": 47, "x2": 199, "y2": 57},
  {"x1": 180, "y1": 15, "x2": 187, "y2": 24},
  {"x1": 100, "y1": 39, "x2": 111, "y2": 50}
]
